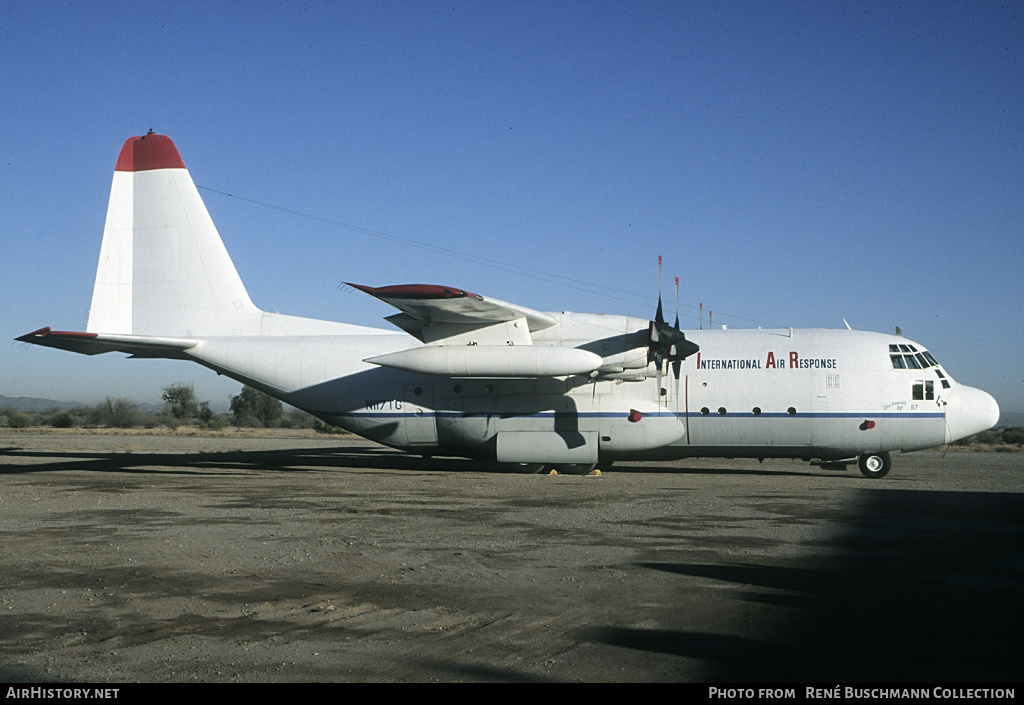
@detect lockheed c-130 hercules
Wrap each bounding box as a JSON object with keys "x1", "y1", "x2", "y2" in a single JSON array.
[{"x1": 17, "y1": 133, "x2": 1000, "y2": 478}]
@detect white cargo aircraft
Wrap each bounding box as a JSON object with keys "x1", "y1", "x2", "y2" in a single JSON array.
[{"x1": 18, "y1": 133, "x2": 1000, "y2": 477}]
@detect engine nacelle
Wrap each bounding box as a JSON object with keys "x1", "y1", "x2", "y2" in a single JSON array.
[
  {"x1": 441, "y1": 393, "x2": 685, "y2": 464},
  {"x1": 596, "y1": 396, "x2": 685, "y2": 455},
  {"x1": 365, "y1": 344, "x2": 602, "y2": 377}
]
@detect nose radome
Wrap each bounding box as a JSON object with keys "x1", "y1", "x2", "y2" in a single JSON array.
[{"x1": 945, "y1": 385, "x2": 1000, "y2": 443}]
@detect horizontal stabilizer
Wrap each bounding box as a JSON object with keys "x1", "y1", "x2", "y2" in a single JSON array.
[{"x1": 16, "y1": 327, "x2": 196, "y2": 358}]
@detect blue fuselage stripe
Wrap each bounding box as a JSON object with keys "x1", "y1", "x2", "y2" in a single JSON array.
[{"x1": 329, "y1": 411, "x2": 945, "y2": 420}]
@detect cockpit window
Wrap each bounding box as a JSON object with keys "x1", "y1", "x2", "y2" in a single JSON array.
[{"x1": 890, "y1": 345, "x2": 942, "y2": 371}]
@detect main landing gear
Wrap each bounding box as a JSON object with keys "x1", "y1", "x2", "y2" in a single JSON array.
[
  {"x1": 858, "y1": 452, "x2": 892, "y2": 479},
  {"x1": 498, "y1": 462, "x2": 602, "y2": 475},
  {"x1": 550, "y1": 463, "x2": 598, "y2": 475}
]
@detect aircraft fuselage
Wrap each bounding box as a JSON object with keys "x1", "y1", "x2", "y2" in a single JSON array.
[{"x1": 181, "y1": 314, "x2": 994, "y2": 472}]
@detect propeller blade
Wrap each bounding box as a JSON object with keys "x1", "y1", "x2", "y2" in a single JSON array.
[
  {"x1": 671, "y1": 275, "x2": 683, "y2": 383},
  {"x1": 673, "y1": 277, "x2": 679, "y2": 330},
  {"x1": 654, "y1": 255, "x2": 665, "y2": 327},
  {"x1": 648, "y1": 259, "x2": 699, "y2": 381},
  {"x1": 669, "y1": 276, "x2": 679, "y2": 366},
  {"x1": 649, "y1": 256, "x2": 664, "y2": 356}
]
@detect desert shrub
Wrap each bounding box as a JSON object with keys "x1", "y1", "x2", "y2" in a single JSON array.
[
  {"x1": 313, "y1": 419, "x2": 348, "y2": 435},
  {"x1": 2, "y1": 407, "x2": 31, "y2": 428},
  {"x1": 91, "y1": 398, "x2": 141, "y2": 427},
  {"x1": 229, "y1": 386, "x2": 283, "y2": 427},
  {"x1": 279, "y1": 409, "x2": 318, "y2": 429},
  {"x1": 160, "y1": 383, "x2": 221, "y2": 428},
  {"x1": 1000, "y1": 427, "x2": 1024, "y2": 445},
  {"x1": 162, "y1": 383, "x2": 201, "y2": 419},
  {"x1": 46, "y1": 410, "x2": 76, "y2": 428},
  {"x1": 954, "y1": 427, "x2": 1024, "y2": 448}
]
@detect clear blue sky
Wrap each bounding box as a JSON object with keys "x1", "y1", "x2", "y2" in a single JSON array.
[{"x1": 4, "y1": 1, "x2": 1022, "y2": 414}]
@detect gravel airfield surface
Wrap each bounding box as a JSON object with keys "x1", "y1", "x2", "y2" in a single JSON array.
[{"x1": 1, "y1": 432, "x2": 1022, "y2": 683}]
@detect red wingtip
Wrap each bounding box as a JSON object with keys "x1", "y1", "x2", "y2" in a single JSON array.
[
  {"x1": 114, "y1": 133, "x2": 186, "y2": 172},
  {"x1": 15, "y1": 326, "x2": 52, "y2": 342},
  {"x1": 347, "y1": 283, "x2": 476, "y2": 300}
]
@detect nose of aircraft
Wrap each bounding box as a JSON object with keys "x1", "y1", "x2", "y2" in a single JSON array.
[{"x1": 944, "y1": 384, "x2": 1000, "y2": 443}]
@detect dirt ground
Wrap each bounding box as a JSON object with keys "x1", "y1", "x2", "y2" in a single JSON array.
[{"x1": 1, "y1": 432, "x2": 1022, "y2": 683}]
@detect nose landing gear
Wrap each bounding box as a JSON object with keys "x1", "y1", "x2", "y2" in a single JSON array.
[{"x1": 858, "y1": 452, "x2": 892, "y2": 478}]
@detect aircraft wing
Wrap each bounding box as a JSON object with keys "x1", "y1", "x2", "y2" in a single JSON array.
[
  {"x1": 347, "y1": 283, "x2": 558, "y2": 343},
  {"x1": 16, "y1": 327, "x2": 197, "y2": 358},
  {"x1": 348, "y1": 283, "x2": 602, "y2": 377}
]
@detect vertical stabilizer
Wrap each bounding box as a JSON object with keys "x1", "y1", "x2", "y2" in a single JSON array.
[{"x1": 87, "y1": 133, "x2": 259, "y2": 337}]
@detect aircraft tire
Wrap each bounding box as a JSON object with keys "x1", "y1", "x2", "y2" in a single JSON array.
[
  {"x1": 505, "y1": 463, "x2": 546, "y2": 474},
  {"x1": 858, "y1": 452, "x2": 891, "y2": 479}
]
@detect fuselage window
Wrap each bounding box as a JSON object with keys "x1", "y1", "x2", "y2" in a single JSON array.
[{"x1": 912, "y1": 380, "x2": 935, "y2": 401}]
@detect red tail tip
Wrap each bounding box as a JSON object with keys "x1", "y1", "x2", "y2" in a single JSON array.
[{"x1": 114, "y1": 133, "x2": 185, "y2": 172}]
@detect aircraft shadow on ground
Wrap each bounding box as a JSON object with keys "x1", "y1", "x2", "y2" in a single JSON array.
[
  {"x1": 0, "y1": 443, "x2": 830, "y2": 478},
  {"x1": 613, "y1": 463, "x2": 820, "y2": 478},
  {"x1": 585, "y1": 489, "x2": 1024, "y2": 682},
  {"x1": 0, "y1": 444, "x2": 477, "y2": 476}
]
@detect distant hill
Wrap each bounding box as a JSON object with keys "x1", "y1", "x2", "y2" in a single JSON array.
[
  {"x1": 0, "y1": 395, "x2": 84, "y2": 412},
  {"x1": 0, "y1": 395, "x2": 162, "y2": 414}
]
